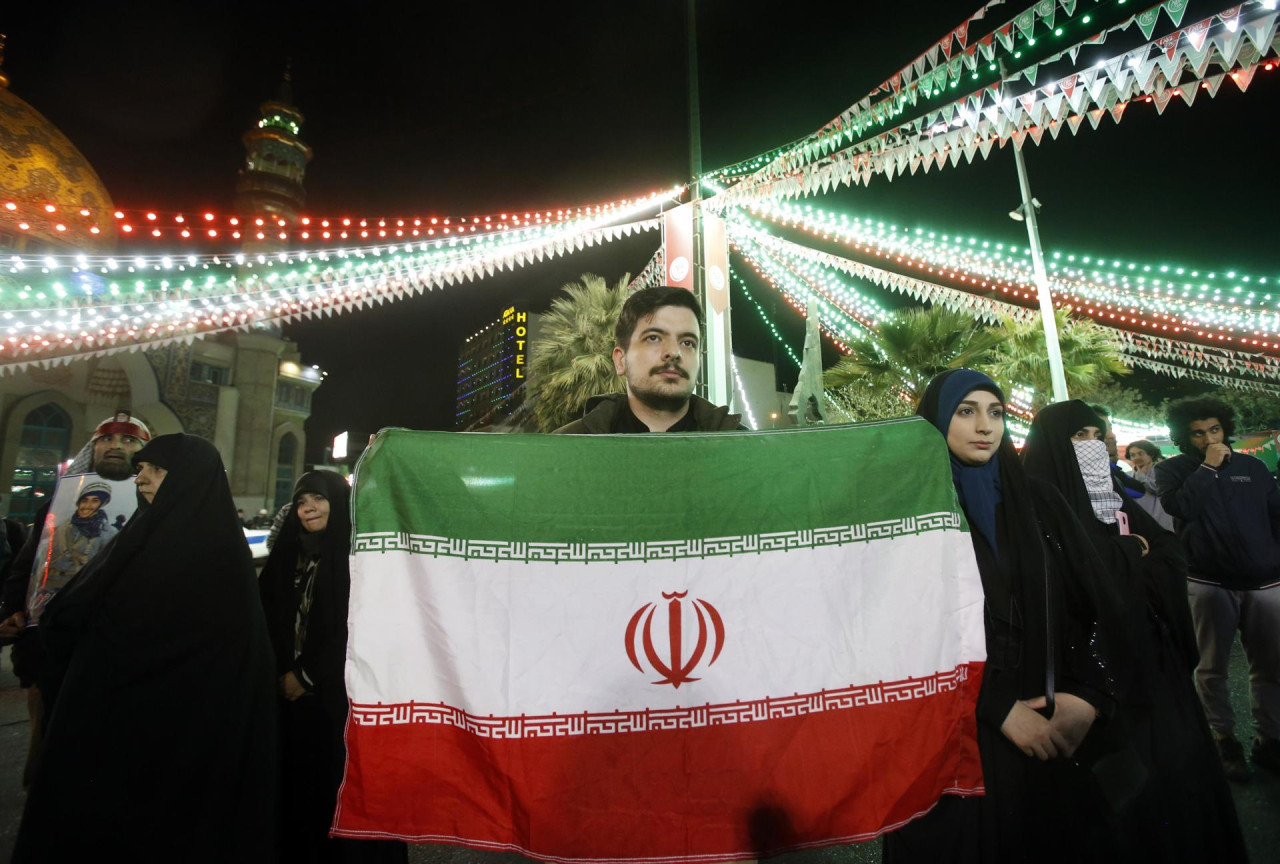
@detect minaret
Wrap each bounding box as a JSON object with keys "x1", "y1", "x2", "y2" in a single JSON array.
[{"x1": 234, "y1": 64, "x2": 312, "y2": 226}]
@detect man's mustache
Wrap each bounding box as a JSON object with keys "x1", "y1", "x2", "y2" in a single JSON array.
[{"x1": 649, "y1": 363, "x2": 689, "y2": 380}]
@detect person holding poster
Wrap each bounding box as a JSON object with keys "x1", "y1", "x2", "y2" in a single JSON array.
[
  {"x1": 883, "y1": 370, "x2": 1125, "y2": 864},
  {"x1": 0, "y1": 410, "x2": 150, "y2": 787},
  {"x1": 12, "y1": 434, "x2": 276, "y2": 861}
]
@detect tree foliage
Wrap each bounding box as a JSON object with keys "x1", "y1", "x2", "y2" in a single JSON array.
[
  {"x1": 983, "y1": 308, "x2": 1130, "y2": 410},
  {"x1": 819, "y1": 304, "x2": 1132, "y2": 416},
  {"x1": 824, "y1": 384, "x2": 914, "y2": 423},
  {"x1": 822, "y1": 306, "x2": 1000, "y2": 405},
  {"x1": 527, "y1": 273, "x2": 629, "y2": 432}
]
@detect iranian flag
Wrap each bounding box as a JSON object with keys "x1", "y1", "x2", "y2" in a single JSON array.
[{"x1": 334, "y1": 419, "x2": 986, "y2": 861}]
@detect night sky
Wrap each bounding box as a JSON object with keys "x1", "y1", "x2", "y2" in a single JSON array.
[{"x1": 4, "y1": 1, "x2": 1277, "y2": 460}]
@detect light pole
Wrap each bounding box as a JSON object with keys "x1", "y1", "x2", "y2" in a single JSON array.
[{"x1": 1003, "y1": 64, "x2": 1068, "y2": 404}]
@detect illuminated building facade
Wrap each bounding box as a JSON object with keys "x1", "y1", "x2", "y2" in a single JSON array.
[{"x1": 454, "y1": 306, "x2": 539, "y2": 430}]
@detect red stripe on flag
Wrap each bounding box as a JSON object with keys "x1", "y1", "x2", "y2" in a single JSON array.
[{"x1": 334, "y1": 663, "x2": 984, "y2": 862}]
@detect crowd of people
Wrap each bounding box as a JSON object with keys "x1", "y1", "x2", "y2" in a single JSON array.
[{"x1": 0, "y1": 284, "x2": 1274, "y2": 862}]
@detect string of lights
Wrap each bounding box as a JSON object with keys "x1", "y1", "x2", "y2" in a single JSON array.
[
  {"x1": 0, "y1": 187, "x2": 685, "y2": 249},
  {"x1": 0, "y1": 218, "x2": 659, "y2": 367}
]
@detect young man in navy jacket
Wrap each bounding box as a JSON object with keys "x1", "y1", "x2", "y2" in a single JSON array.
[{"x1": 1157, "y1": 397, "x2": 1280, "y2": 779}]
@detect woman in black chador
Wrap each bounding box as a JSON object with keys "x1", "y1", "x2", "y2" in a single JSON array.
[
  {"x1": 1022, "y1": 400, "x2": 1247, "y2": 863},
  {"x1": 883, "y1": 370, "x2": 1127, "y2": 864},
  {"x1": 259, "y1": 471, "x2": 406, "y2": 863},
  {"x1": 13, "y1": 434, "x2": 276, "y2": 862}
]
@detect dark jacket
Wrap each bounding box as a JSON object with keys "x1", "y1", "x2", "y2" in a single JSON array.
[
  {"x1": 553, "y1": 393, "x2": 742, "y2": 434},
  {"x1": 0, "y1": 501, "x2": 48, "y2": 622},
  {"x1": 1156, "y1": 449, "x2": 1280, "y2": 589}
]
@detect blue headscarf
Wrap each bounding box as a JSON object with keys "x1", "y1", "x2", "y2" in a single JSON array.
[{"x1": 917, "y1": 369, "x2": 1005, "y2": 555}]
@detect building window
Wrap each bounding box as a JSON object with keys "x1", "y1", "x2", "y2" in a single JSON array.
[
  {"x1": 9, "y1": 403, "x2": 72, "y2": 524},
  {"x1": 275, "y1": 382, "x2": 311, "y2": 411},
  {"x1": 190, "y1": 360, "x2": 231, "y2": 386},
  {"x1": 273, "y1": 433, "x2": 297, "y2": 512}
]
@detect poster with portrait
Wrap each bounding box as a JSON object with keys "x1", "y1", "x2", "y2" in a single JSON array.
[{"x1": 25, "y1": 472, "x2": 139, "y2": 626}]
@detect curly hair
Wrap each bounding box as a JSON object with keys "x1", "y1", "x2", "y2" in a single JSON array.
[
  {"x1": 1166, "y1": 397, "x2": 1236, "y2": 452},
  {"x1": 1125, "y1": 439, "x2": 1163, "y2": 463}
]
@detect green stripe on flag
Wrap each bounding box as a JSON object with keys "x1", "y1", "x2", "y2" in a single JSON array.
[{"x1": 352, "y1": 417, "x2": 965, "y2": 546}]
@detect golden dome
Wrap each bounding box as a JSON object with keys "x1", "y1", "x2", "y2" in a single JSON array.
[{"x1": 0, "y1": 85, "x2": 116, "y2": 252}]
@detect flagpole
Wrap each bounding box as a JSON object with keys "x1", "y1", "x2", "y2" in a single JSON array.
[{"x1": 687, "y1": 0, "x2": 708, "y2": 400}]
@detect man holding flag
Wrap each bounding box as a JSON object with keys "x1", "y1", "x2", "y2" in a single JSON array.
[{"x1": 554, "y1": 286, "x2": 742, "y2": 434}]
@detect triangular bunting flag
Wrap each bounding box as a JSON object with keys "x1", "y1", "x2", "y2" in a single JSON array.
[
  {"x1": 1242, "y1": 12, "x2": 1279, "y2": 56},
  {"x1": 1036, "y1": 0, "x2": 1055, "y2": 33},
  {"x1": 976, "y1": 33, "x2": 995, "y2": 63},
  {"x1": 1214, "y1": 22, "x2": 1245, "y2": 68},
  {"x1": 927, "y1": 43, "x2": 942, "y2": 68},
  {"x1": 1028, "y1": 124, "x2": 1045, "y2": 146},
  {"x1": 1151, "y1": 86, "x2": 1174, "y2": 114},
  {"x1": 1182, "y1": 36, "x2": 1215, "y2": 78},
  {"x1": 940, "y1": 32, "x2": 954, "y2": 61},
  {"x1": 1177, "y1": 83, "x2": 1197, "y2": 107},
  {"x1": 1229, "y1": 64, "x2": 1256, "y2": 93},
  {"x1": 1155, "y1": 31, "x2": 1180, "y2": 61},
  {"x1": 1183, "y1": 19, "x2": 1210, "y2": 52},
  {"x1": 1087, "y1": 108, "x2": 1105, "y2": 129},
  {"x1": 1060, "y1": 72, "x2": 1078, "y2": 100},
  {"x1": 955, "y1": 23, "x2": 969, "y2": 49},
  {"x1": 995, "y1": 24, "x2": 1015, "y2": 53},
  {"x1": 1163, "y1": 0, "x2": 1190, "y2": 29},
  {"x1": 1110, "y1": 102, "x2": 1127, "y2": 124},
  {"x1": 1203, "y1": 71, "x2": 1225, "y2": 97},
  {"x1": 1135, "y1": 7, "x2": 1161, "y2": 40},
  {"x1": 1218, "y1": 5, "x2": 1242, "y2": 34},
  {"x1": 1024, "y1": 65, "x2": 1039, "y2": 85},
  {"x1": 1014, "y1": 9, "x2": 1036, "y2": 39}
]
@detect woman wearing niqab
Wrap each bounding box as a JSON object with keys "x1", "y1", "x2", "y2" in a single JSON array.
[
  {"x1": 13, "y1": 434, "x2": 276, "y2": 862},
  {"x1": 259, "y1": 470, "x2": 406, "y2": 863},
  {"x1": 883, "y1": 370, "x2": 1126, "y2": 864},
  {"x1": 1022, "y1": 400, "x2": 1247, "y2": 863}
]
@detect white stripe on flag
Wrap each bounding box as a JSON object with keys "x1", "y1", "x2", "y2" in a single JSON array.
[{"x1": 347, "y1": 528, "x2": 984, "y2": 718}]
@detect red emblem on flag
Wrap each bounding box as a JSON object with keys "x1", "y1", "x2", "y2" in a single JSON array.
[{"x1": 624, "y1": 591, "x2": 725, "y2": 688}]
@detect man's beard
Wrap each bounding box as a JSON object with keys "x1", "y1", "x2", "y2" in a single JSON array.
[
  {"x1": 631, "y1": 363, "x2": 693, "y2": 413},
  {"x1": 94, "y1": 453, "x2": 133, "y2": 481}
]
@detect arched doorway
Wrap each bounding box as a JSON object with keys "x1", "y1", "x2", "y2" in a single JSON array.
[
  {"x1": 273, "y1": 432, "x2": 297, "y2": 512},
  {"x1": 9, "y1": 403, "x2": 73, "y2": 523}
]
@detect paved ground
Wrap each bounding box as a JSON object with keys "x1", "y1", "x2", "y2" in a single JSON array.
[{"x1": 0, "y1": 640, "x2": 1275, "y2": 863}]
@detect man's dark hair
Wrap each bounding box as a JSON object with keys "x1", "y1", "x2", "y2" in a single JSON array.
[
  {"x1": 614, "y1": 286, "x2": 704, "y2": 349},
  {"x1": 1125, "y1": 439, "x2": 1163, "y2": 462},
  {"x1": 1167, "y1": 396, "x2": 1236, "y2": 450},
  {"x1": 1088, "y1": 403, "x2": 1112, "y2": 421}
]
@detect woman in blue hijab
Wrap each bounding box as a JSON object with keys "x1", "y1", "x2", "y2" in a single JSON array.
[{"x1": 883, "y1": 370, "x2": 1127, "y2": 864}]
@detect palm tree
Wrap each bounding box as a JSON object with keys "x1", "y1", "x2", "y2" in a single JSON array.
[
  {"x1": 984, "y1": 308, "x2": 1130, "y2": 410},
  {"x1": 822, "y1": 305, "x2": 1000, "y2": 405},
  {"x1": 528, "y1": 272, "x2": 630, "y2": 432}
]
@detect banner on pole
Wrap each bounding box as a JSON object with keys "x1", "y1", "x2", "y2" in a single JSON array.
[
  {"x1": 663, "y1": 203, "x2": 695, "y2": 291},
  {"x1": 335, "y1": 420, "x2": 986, "y2": 861}
]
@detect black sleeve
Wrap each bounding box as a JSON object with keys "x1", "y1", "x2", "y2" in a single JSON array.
[
  {"x1": 0, "y1": 503, "x2": 48, "y2": 618},
  {"x1": 1157, "y1": 458, "x2": 1217, "y2": 523},
  {"x1": 1033, "y1": 482, "x2": 1128, "y2": 716},
  {"x1": 293, "y1": 558, "x2": 350, "y2": 694}
]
